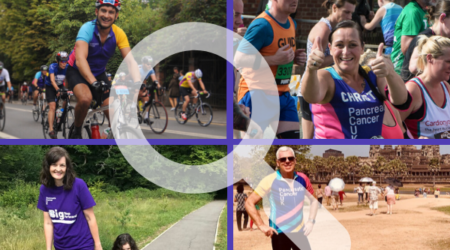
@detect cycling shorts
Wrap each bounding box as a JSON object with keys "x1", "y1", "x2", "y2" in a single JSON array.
[
  {"x1": 0, "y1": 86, "x2": 6, "y2": 93},
  {"x1": 45, "y1": 84, "x2": 61, "y2": 103},
  {"x1": 66, "y1": 66, "x2": 111, "y2": 103},
  {"x1": 299, "y1": 96, "x2": 312, "y2": 121},
  {"x1": 179, "y1": 86, "x2": 192, "y2": 97}
]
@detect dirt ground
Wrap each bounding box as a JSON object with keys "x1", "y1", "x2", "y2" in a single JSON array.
[{"x1": 233, "y1": 185, "x2": 450, "y2": 250}]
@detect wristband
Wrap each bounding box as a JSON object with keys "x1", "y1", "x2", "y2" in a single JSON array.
[{"x1": 308, "y1": 219, "x2": 315, "y2": 224}]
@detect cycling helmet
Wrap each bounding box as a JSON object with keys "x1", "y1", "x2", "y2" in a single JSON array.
[
  {"x1": 106, "y1": 72, "x2": 112, "y2": 77},
  {"x1": 40, "y1": 65, "x2": 49, "y2": 71},
  {"x1": 56, "y1": 51, "x2": 68, "y2": 62},
  {"x1": 119, "y1": 72, "x2": 126, "y2": 77},
  {"x1": 194, "y1": 69, "x2": 203, "y2": 79},
  {"x1": 95, "y1": 0, "x2": 121, "y2": 11},
  {"x1": 23, "y1": 82, "x2": 27, "y2": 86},
  {"x1": 0, "y1": 61, "x2": 3, "y2": 70},
  {"x1": 142, "y1": 56, "x2": 153, "y2": 65}
]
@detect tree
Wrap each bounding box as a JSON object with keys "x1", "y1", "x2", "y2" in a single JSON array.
[
  {"x1": 428, "y1": 157, "x2": 440, "y2": 188},
  {"x1": 359, "y1": 164, "x2": 373, "y2": 179},
  {"x1": 312, "y1": 156, "x2": 324, "y2": 181},
  {"x1": 374, "y1": 156, "x2": 387, "y2": 184},
  {"x1": 345, "y1": 156, "x2": 359, "y2": 184},
  {"x1": 385, "y1": 159, "x2": 407, "y2": 180}
]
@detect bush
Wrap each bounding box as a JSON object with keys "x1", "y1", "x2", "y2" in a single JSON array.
[{"x1": 0, "y1": 181, "x2": 40, "y2": 209}]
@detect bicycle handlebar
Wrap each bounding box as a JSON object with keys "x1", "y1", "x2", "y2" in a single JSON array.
[{"x1": 194, "y1": 91, "x2": 211, "y2": 99}]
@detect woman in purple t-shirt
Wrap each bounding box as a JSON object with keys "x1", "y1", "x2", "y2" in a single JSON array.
[{"x1": 37, "y1": 147, "x2": 102, "y2": 250}]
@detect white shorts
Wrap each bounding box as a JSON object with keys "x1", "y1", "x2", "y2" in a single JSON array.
[{"x1": 369, "y1": 200, "x2": 378, "y2": 209}]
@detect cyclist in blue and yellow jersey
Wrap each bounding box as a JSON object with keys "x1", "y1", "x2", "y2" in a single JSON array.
[
  {"x1": 0, "y1": 62, "x2": 12, "y2": 118},
  {"x1": 139, "y1": 56, "x2": 161, "y2": 123},
  {"x1": 178, "y1": 69, "x2": 208, "y2": 120},
  {"x1": 46, "y1": 52, "x2": 69, "y2": 139},
  {"x1": 246, "y1": 146, "x2": 318, "y2": 250},
  {"x1": 67, "y1": 0, "x2": 140, "y2": 139},
  {"x1": 32, "y1": 65, "x2": 49, "y2": 111}
]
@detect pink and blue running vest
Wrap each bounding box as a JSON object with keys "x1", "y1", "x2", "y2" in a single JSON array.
[{"x1": 311, "y1": 67, "x2": 385, "y2": 139}]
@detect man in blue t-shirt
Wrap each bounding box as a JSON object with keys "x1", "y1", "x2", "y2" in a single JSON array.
[
  {"x1": 67, "y1": 0, "x2": 141, "y2": 139},
  {"x1": 32, "y1": 65, "x2": 49, "y2": 110},
  {"x1": 46, "y1": 52, "x2": 69, "y2": 139},
  {"x1": 246, "y1": 146, "x2": 318, "y2": 250}
]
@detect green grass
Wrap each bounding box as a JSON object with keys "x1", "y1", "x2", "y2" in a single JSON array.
[
  {"x1": 431, "y1": 206, "x2": 450, "y2": 216},
  {"x1": 214, "y1": 205, "x2": 227, "y2": 250},
  {"x1": 0, "y1": 188, "x2": 213, "y2": 250}
]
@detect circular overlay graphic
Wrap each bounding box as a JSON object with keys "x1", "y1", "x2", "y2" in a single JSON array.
[{"x1": 110, "y1": 22, "x2": 278, "y2": 193}]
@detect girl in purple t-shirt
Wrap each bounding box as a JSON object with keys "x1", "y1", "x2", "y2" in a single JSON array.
[{"x1": 37, "y1": 147, "x2": 102, "y2": 250}]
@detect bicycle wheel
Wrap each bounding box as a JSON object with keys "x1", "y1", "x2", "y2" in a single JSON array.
[
  {"x1": 196, "y1": 103, "x2": 213, "y2": 127},
  {"x1": 174, "y1": 103, "x2": 187, "y2": 124},
  {"x1": 114, "y1": 125, "x2": 142, "y2": 139},
  {"x1": 42, "y1": 106, "x2": 50, "y2": 139},
  {"x1": 147, "y1": 101, "x2": 168, "y2": 134},
  {"x1": 0, "y1": 102, "x2": 5, "y2": 131},
  {"x1": 68, "y1": 123, "x2": 92, "y2": 139},
  {"x1": 62, "y1": 106, "x2": 75, "y2": 139},
  {"x1": 33, "y1": 101, "x2": 40, "y2": 122}
]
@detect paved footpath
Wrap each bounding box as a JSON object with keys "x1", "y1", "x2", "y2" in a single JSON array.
[{"x1": 143, "y1": 200, "x2": 225, "y2": 250}]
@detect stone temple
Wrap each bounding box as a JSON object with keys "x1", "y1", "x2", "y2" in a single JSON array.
[{"x1": 316, "y1": 145, "x2": 450, "y2": 184}]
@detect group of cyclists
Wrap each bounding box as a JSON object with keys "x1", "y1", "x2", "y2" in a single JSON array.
[{"x1": 0, "y1": 0, "x2": 209, "y2": 138}]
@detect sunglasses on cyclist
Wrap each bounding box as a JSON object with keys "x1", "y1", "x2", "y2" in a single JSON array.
[
  {"x1": 60, "y1": 60, "x2": 68, "y2": 63},
  {"x1": 278, "y1": 156, "x2": 295, "y2": 163}
]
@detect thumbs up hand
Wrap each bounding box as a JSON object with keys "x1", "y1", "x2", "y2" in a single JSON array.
[
  {"x1": 370, "y1": 43, "x2": 392, "y2": 78},
  {"x1": 307, "y1": 37, "x2": 325, "y2": 70}
]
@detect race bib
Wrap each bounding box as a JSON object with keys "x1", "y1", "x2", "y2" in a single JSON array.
[{"x1": 275, "y1": 61, "x2": 293, "y2": 85}]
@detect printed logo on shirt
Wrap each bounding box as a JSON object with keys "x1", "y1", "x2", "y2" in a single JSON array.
[
  {"x1": 277, "y1": 37, "x2": 295, "y2": 48},
  {"x1": 278, "y1": 186, "x2": 304, "y2": 206},
  {"x1": 46, "y1": 197, "x2": 56, "y2": 205},
  {"x1": 90, "y1": 42, "x2": 99, "y2": 48},
  {"x1": 55, "y1": 75, "x2": 66, "y2": 85},
  {"x1": 48, "y1": 209, "x2": 77, "y2": 224}
]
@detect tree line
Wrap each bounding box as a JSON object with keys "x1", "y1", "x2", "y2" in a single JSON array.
[
  {"x1": 0, "y1": 145, "x2": 227, "y2": 192},
  {"x1": 0, "y1": 0, "x2": 226, "y2": 84}
]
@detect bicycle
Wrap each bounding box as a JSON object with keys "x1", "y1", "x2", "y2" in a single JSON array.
[
  {"x1": 69, "y1": 82, "x2": 141, "y2": 139},
  {"x1": 7, "y1": 91, "x2": 13, "y2": 104},
  {"x1": 137, "y1": 86, "x2": 168, "y2": 134},
  {"x1": 175, "y1": 91, "x2": 213, "y2": 127},
  {"x1": 21, "y1": 92, "x2": 27, "y2": 105},
  {"x1": 0, "y1": 95, "x2": 5, "y2": 131},
  {"x1": 42, "y1": 88, "x2": 75, "y2": 139},
  {"x1": 33, "y1": 88, "x2": 47, "y2": 122}
]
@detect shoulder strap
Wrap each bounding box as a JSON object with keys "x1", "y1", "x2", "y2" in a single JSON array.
[{"x1": 358, "y1": 65, "x2": 386, "y2": 102}]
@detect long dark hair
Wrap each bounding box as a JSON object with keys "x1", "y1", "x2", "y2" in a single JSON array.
[
  {"x1": 40, "y1": 146, "x2": 76, "y2": 190},
  {"x1": 322, "y1": 0, "x2": 357, "y2": 14},
  {"x1": 112, "y1": 234, "x2": 139, "y2": 250},
  {"x1": 329, "y1": 20, "x2": 385, "y2": 102},
  {"x1": 237, "y1": 184, "x2": 244, "y2": 193}
]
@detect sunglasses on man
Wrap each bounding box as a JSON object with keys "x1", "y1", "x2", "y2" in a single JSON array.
[{"x1": 278, "y1": 156, "x2": 295, "y2": 162}]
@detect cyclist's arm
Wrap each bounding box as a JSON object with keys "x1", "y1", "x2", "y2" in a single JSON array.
[
  {"x1": 120, "y1": 47, "x2": 140, "y2": 83},
  {"x1": 50, "y1": 73, "x2": 60, "y2": 91},
  {"x1": 32, "y1": 78, "x2": 38, "y2": 88},
  {"x1": 198, "y1": 79, "x2": 207, "y2": 93},
  {"x1": 74, "y1": 40, "x2": 97, "y2": 85},
  {"x1": 150, "y1": 73, "x2": 160, "y2": 88},
  {"x1": 6, "y1": 81, "x2": 11, "y2": 90}
]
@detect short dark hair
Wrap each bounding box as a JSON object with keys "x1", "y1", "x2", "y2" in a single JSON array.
[
  {"x1": 237, "y1": 184, "x2": 244, "y2": 193},
  {"x1": 40, "y1": 147, "x2": 76, "y2": 190},
  {"x1": 318, "y1": 184, "x2": 322, "y2": 188},
  {"x1": 112, "y1": 233, "x2": 139, "y2": 250},
  {"x1": 173, "y1": 67, "x2": 178, "y2": 70}
]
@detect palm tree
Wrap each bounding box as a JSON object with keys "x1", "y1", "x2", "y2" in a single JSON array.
[
  {"x1": 346, "y1": 156, "x2": 359, "y2": 184},
  {"x1": 336, "y1": 157, "x2": 348, "y2": 179},
  {"x1": 374, "y1": 156, "x2": 387, "y2": 184},
  {"x1": 359, "y1": 164, "x2": 374, "y2": 178},
  {"x1": 428, "y1": 158, "x2": 441, "y2": 188},
  {"x1": 312, "y1": 156, "x2": 324, "y2": 181},
  {"x1": 325, "y1": 156, "x2": 336, "y2": 179},
  {"x1": 386, "y1": 159, "x2": 407, "y2": 179}
]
